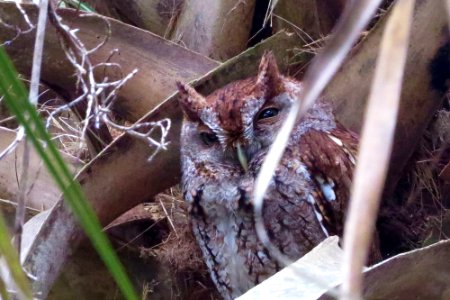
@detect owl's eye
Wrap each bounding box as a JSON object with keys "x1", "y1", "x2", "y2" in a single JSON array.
[
  {"x1": 200, "y1": 132, "x2": 218, "y2": 146},
  {"x1": 258, "y1": 107, "x2": 279, "y2": 120}
]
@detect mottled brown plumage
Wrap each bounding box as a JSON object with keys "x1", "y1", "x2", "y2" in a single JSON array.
[{"x1": 177, "y1": 52, "x2": 380, "y2": 299}]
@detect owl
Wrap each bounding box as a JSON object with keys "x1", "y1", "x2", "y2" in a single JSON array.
[{"x1": 177, "y1": 52, "x2": 379, "y2": 299}]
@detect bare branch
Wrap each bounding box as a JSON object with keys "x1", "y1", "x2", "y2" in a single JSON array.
[
  {"x1": 104, "y1": 116, "x2": 171, "y2": 162},
  {"x1": 43, "y1": 4, "x2": 169, "y2": 161}
]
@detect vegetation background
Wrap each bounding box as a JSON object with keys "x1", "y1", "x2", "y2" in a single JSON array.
[{"x1": 0, "y1": 0, "x2": 448, "y2": 299}]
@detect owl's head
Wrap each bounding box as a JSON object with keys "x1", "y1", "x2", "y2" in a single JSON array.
[{"x1": 177, "y1": 52, "x2": 300, "y2": 172}]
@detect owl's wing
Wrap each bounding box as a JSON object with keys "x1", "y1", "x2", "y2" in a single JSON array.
[{"x1": 298, "y1": 123, "x2": 358, "y2": 236}]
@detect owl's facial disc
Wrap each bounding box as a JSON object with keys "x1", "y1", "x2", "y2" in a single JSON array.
[{"x1": 177, "y1": 52, "x2": 294, "y2": 171}]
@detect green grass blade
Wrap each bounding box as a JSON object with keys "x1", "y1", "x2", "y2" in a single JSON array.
[
  {"x1": 0, "y1": 211, "x2": 31, "y2": 299},
  {"x1": 0, "y1": 270, "x2": 12, "y2": 300},
  {"x1": 60, "y1": 0, "x2": 95, "y2": 12},
  {"x1": 0, "y1": 47, "x2": 138, "y2": 300}
]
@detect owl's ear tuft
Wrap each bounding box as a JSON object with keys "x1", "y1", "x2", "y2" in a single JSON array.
[
  {"x1": 256, "y1": 51, "x2": 284, "y2": 97},
  {"x1": 177, "y1": 81, "x2": 207, "y2": 122}
]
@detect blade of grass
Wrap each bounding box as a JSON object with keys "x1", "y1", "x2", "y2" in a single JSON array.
[
  {"x1": 0, "y1": 47, "x2": 138, "y2": 300},
  {"x1": 60, "y1": 0, "x2": 95, "y2": 12},
  {"x1": 340, "y1": 0, "x2": 415, "y2": 299},
  {"x1": 0, "y1": 210, "x2": 32, "y2": 299},
  {"x1": 0, "y1": 273, "x2": 11, "y2": 300}
]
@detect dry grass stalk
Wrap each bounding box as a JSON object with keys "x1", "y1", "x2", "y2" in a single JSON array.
[
  {"x1": 341, "y1": 1, "x2": 415, "y2": 299},
  {"x1": 14, "y1": 0, "x2": 49, "y2": 257}
]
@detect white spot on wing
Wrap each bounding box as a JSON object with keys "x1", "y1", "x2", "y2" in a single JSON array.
[
  {"x1": 343, "y1": 148, "x2": 357, "y2": 165},
  {"x1": 307, "y1": 194, "x2": 329, "y2": 237},
  {"x1": 328, "y1": 134, "x2": 343, "y2": 146},
  {"x1": 315, "y1": 175, "x2": 336, "y2": 202},
  {"x1": 328, "y1": 134, "x2": 357, "y2": 165}
]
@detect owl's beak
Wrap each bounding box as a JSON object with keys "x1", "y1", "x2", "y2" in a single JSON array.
[{"x1": 236, "y1": 142, "x2": 249, "y2": 172}]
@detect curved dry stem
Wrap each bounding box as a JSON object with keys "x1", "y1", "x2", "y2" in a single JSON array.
[
  {"x1": 253, "y1": 0, "x2": 383, "y2": 277},
  {"x1": 252, "y1": 2, "x2": 386, "y2": 298}
]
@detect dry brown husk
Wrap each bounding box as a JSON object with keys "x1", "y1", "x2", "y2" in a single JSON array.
[{"x1": 171, "y1": 0, "x2": 256, "y2": 61}]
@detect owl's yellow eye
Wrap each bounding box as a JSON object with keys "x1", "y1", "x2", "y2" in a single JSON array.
[
  {"x1": 258, "y1": 107, "x2": 279, "y2": 120},
  {"x1": 200, "y1": 132, "x2": 218, "y2": 146}
]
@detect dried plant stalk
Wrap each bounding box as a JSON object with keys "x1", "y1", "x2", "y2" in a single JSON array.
[
  {"x1": 14, "y1": 0, "x2": 49, "y2": 256},
  {"x1": 340, "y1": 0, "x2": 415, "y2": 299}
]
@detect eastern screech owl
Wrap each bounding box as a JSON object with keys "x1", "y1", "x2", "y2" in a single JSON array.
[{"x1": 177, "y1": 52, "x2": 377, "y2": 299}]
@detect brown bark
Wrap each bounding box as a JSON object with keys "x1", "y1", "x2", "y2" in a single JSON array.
[{"x1": 272, "y1": 0, "x2": 349, "y2": 40}]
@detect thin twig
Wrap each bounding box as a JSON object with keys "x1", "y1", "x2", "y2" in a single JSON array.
[
  {"x1": 0, "y1": 128, "x2": 24, "y2": 161},
  {"x1": 271, "y1": 14, "x2": 317, "y2": 46},
  {"x1": 14, "y1": 1, "x2": 34, "y2": 29},
  {"x1": 14, "y1": 0, "x2": 50, "y2": 257},
  {"x1": 115, "y1": 220, "x2": 162, "y2": 252},
  {"x1": 158, "y1": 198, "x2": 178, "y2": 238},
  {"x1": 0, "y1": 2, "x2": 35, "y2": 47}
]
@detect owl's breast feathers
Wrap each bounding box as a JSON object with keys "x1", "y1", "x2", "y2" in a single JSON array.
[{"x1": 184, "y1": 123, "x2": 382, "y2": 299}]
